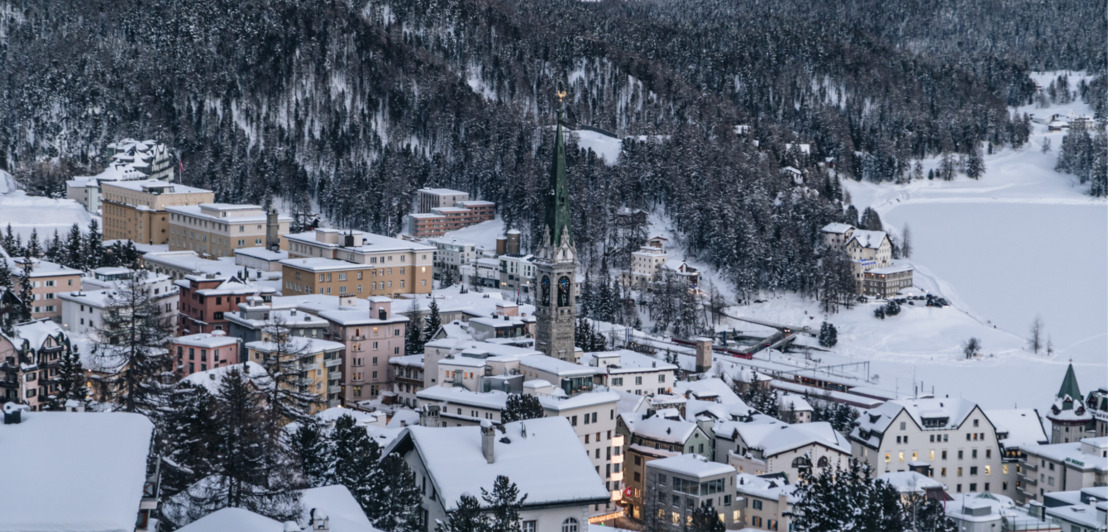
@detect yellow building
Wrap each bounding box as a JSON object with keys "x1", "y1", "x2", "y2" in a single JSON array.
[
  {"x1": 282, "y1": 228, "x2": 434, "y2": 298},
  {"x1": 167, "y1": 203, "x2": 291, "y2": 258},
  {"x1": 101, "y1": 180, "x2": 214, "y2": 245},
  {"x1": 244, "y1": 336, "x2": 345, "y2": 413}
]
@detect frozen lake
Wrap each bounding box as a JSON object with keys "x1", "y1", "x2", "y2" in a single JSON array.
[{"x1": 883, "y1": 202, "x2": 1107, "y2": 390}]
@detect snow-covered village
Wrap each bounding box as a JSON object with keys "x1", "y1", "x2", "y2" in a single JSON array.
[{"x1": 0, "y1": 2, "x2": 1105, "y2": 532}]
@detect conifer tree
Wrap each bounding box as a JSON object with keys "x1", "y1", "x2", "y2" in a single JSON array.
[
  {"x1": 16, "y1": 251, "x2": 34, "y2": 323},
  {"x1": 371, "y1": 454, "x2": 423, "y2": 532},
  {"x1": 0, "y1": 252, "x2": 12, "y2": 292},
  {"x1": 83, "y1": 219, "x2": 104, "y2": 270},
  {"x1": 330, "y1": 414, "x2": 383, "y2": 517},
  {"x1": 158, "y1": 383, "x2": 220, "y2": 502},
  {"x1": 818, "y1": 322, "x2": 838, "y2": 347},
  {"x1": 481, "y1": 475, "x2": 527, "y2": 532},
  {"x1": 47, "y1": 345, "x2": 88, "y2": 410},
  {"x1": 45, "y1": 229, "x2": 62, "y2": 262},
  {"x1": 1, "y1": 224, "x2": 15, "y2": 255},
  {"x1": 405, "y1": 299, "x2": 425, "y2": 355},
  {"x1": 437, "y1": 494, "x2": 489, "y2": 532},
  {"x1": 688, "y1": 504, "x2": 726, "y2": 532},
  {"x1": 423, "y1": 299, "x2": 442, "y2": 342},
  {"x1": 64, "y1": 223, "x2": 84, "y2": 270},
  {"x1": 966, "y1": 146, "x2": 985, "y2": 179},
  {"x1": 500, "y1": 393, "x2": 545, "y2": 423},
  {"x1": 290, "y1": 418, "x2": 332, "y2": 488},
  {"x1": 26, "y1": 228, "x2": 41, "y2": 258},
  {"x1": 789, "y1": 460, "x2": 907, "y2": 532},
  {"x1": 90, "y1": 269, "x2": 173, "y2": 415}
]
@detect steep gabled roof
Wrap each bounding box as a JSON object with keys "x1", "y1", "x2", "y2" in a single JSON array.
[{"x1": 1056, "y1": 362, "x2": 1083, "y2": 403}]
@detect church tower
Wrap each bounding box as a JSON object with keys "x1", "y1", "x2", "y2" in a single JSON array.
[{"x1": 534, "y1": 94, "x2": 578, "y2": 361}]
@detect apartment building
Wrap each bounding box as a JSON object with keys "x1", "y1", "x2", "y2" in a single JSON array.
[
  {"x1": 6, "y1": 258, "x2": 82, "y2": 321},
  {"x1": 176, "y1": 274, "x2": 276, "y2": 334},
  {"x1": 644, "y1": 454, "x2": 741, "y2": 530},
  {"x1": 428, "y1": 238, "x2": 477, "y2": 278},
  {"x1": 851, "y1": 397, "x2": 1007, "y2": 496},
  {"x1": 715, "y1": 419, "x2": 852, "y2": 482},
  {"x1": 1019, "y1": 437, "x2": 1108, "y2": 504},
  {"x1": 316, "y1": 297, "x2": 407, "y2": 403},
  {"x1": 582, "y1": 349, "x2": 678, "y2": 396},
  {"x1": 101, "y1": 180, "x2": 213, "y2": 245},
  {"x1": 171, "y1": 331, "x2": 241, "y2": 378},
  {"x1": 167, "y1": 203, "x2": 290, "y2": 258},
  {"x1": 620, "y1": 414, "x2": 714, "y2": 520},
  {"x1": 735, "y1": 473, "x2": 798, "y2": 531},
  {"x1": 390, "y1": 354, "x2": 424, "y2": 408},
  {"x1": 406, "y1": 188, "x2": 496, "y2": 238},
  {"x1": 59, "y1": 268, "x2": 178, "y2": 337},
  {"x1": 0, "y1": 319, "x2": 72, "y2": 410},
  {"x1": 283, "y1": 228, "x2": 434, "y2": 298},
  {"x1": 245, "y1": 336, "x2": 345, "y2": 413},
  {"x1": 389, "y1": 418, "x2": 609, "y2": 532}
]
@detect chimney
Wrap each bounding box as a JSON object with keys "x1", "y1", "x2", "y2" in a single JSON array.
[
  {"x1": 695, "y1": 337, "x2": 713, "y2": 373},
  {"x1": 481, "y1": 420, "x2": 495, "y2": 463},
  {"x1": 3, "y1": 403, "x2": 25, "y2": 424},
  {"x1": 506, "y1": 230, "x2": 521, "y2": 255},
  {"x1": 266, "y1": 209, "x2": 280, "y2": 251},
  {"x1": 309, "y1": 508, "x2": 331, "y2": 531},
  {"x1": 344, "y1": 232, "x2": 355, "y2": 248}
]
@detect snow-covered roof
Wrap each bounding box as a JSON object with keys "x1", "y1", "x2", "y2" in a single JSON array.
[
  {"x1": 173, "y1": 332, "x2": 240, "y2": 349},
  {"x1": 102, "y1": 179, "x2": 208, "y2": 194},
  {"x1": 1022, "y1": 440, "x2": 1108, "y2": 472},
  {"x1": 539, "y1": 390, "x2": 620, "y2": 412},
  {"x1": 734, "y1": 421, "x2": 851, "y2": 457},
  {"x1": 647, "y1": 453, "x2": 735, "y2": 479},
  {"x1": 735, "y1": 472, "x2": 799, "y2": 503},
  {"x1": 316, "y1": 308, "x2": 407, "y2": 327},
  {"x1": 175, "y1": 508, "x2": 282, "y2": 532},
  {"x1": 246, "y1": 337, "x2": 345, "y2": 355},
  {"x1": 7, "y1": 257, "x2": 82, "y2": 277},
  {"x1": 417, "y1": 386, "x2": 509, "y2": 411},
  {"x1": 285, "y1": 229, "x2": 434, "y2": 253},
  {"x1": 389, "y1": 354, "x2": 425, "y2": 368},
  {"x1": 234, "y1": 247, "x2": 289, "y2": 261},
  {"x1": 985, "y1": 408, "x2": 1048, "y2": 449},
  {"x1": 820, "y1": 223, "x2": 854, "y2": 235},
  {"x1": 876, "y1": 471, "x2": 946, "y2": 494},
  {"x1": 280, "y1": 257, "x2": 372, "y2": 272},
  {"x1": 300, "y1": 485, "x2": 381, "y2": 532},
  {"x1": 627, "y1": 415, "x2": 700, "y2": 444},
  {"x1": 0, "y1": 412, "x2": 153, "y2": 532},
  {"x1": 393, "y1": 417, "x2": 609, "y2": 511},
  {"x1": 580, "y1": 349, "x2": 678, "y2": 374},
  {"x1": 846, "y1": 229, "x2": 888, "y2": 250},
  {"x1": 778, "y1": 393, "x2": 813, "y2": 413},
  {"x1": 519, "y1": 354, "x2": 597, "y2": 377},
  {"x1": 179, "y1": 361, "x2": 274, "y2": 394},
  {"x1": 418, "y1": 187, "x2": 467, "y2": 196},
  {"x1": 673, "y1": 378, "x2": 743, "y2": 404},
  {"x1": 867, "y1": 263, "x2": 914, "y2": 275},
  {"x1": 12, "y1": 319, "x2": 67, "y2": 351},
  {"x1": 852, "y1": 397, "x2": 980, "y2": 447}
]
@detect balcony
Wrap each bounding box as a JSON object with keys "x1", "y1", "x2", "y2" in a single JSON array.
[
  {"x1": 329, "y1": 371, "x2": 342, "y2": 380},
  {"x1": 328, "y1": 385, "x2": 342, "y2": 394},
  {"x1": 300, "y1": 363, "x2": 319, "y2": 372},
  {"x1": 324, "y1": 358, "x2": 342, "y2": 368},
  {"x1": 297, "y1": 377, "x2": 314, "y2": 386}
]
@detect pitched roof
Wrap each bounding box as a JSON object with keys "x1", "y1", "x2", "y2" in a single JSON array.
[
  {"x1": 392, "y1": 417, "x2": 608, "y2": 511},
  {"x1": 847, "y1": 229, "x2": 888, "y2": 249},
  {"x1": 1056, "y1": 362, "x2": 1083, "y2": 403}
]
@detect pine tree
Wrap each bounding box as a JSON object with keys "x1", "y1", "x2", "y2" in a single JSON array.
[
  {"x1": 83, "y1": 219, "x2": 104, "y2": 270},
  {"x1": 909, "y1": 495, "x2": 957, "y2": 532},
  {"x1": 259, "y1": 315, "x2": 319, "y2": 427},
  {"x1": 64, "y1": 223, "x2": 84, "y2": 270},
  {"x1": 0, "y1": 253, "x2": 13, "y2": 292},
  {"x1": 423, "y1": 299, "x2": 442, "y2": 342},
  {"x1": 26, "y1": 228, "x2": 41, "y2": 258},
  {"x1": 45, "y1": 229, "x2": 62, "y2": 262},
  {"x1": 437, "y1": 494, "x2": 490, "y2": 532},
  {"x1": 818, "y1": 322, "x2": 838, "y2": 347},
  {"x1": 966, "y1": 146, "x2": 985, "y2": 179},
  {"x1": 371, "y1": 454, "x2": 423, "y2": 532},
  {"x1": 688, "y1": 503, "x2": 726, "y2": 532},
  {"x1": 963, "y1": 337, "x2": 981, "y2": 359},
  {"x1": 89, "y1": 269, "x2": 173, "y2": 415},
  {"x1": 47, "y1": 345, "x2": 88, "y2": 410},
  {"x1": 1, "y1": 224, "x2": 15, "y2": 255},
  {"x1": 290, "y1": 418, "x2": 332, "y2": 488},
  {"x1": 405, "y1": 299, "x2": 425, "y2": 355},
  {"x1": 330, "y1": 414, "x2": 383, "y2": 517},
  {"x1": 16, "y1": 251, "x2": 34, "y2": 323},
  {"x1": 481, "y1": 475, "x2": 527, "y2": 532},
  {"x1": 500, "y1": 393, "x2": 545, "y2": 423},
  {"x1": 158, "y1": 383, "x2": 220, "y2": 506},
  {"x1": 860, "y1": 207, "x2": 883, "y2": 231},
  {"x1": 790, "y1": 460, "x2": 907, "y2": 532}
]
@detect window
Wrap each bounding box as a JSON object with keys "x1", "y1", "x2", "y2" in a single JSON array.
[
  {"x1": 659, "y1": 374, "x2": 666, "y2": 382},
  {"x1": 522, "y1": 521, "x2": 537, "y2": 532}
]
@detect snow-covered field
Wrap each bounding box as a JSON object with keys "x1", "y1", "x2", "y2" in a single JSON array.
[
  {"x1": 826, "y1": 72, "x2": 1108, "y2": 409},
  {"x1": 0, "y1": 169, "x2": 93, "y2": 243}
]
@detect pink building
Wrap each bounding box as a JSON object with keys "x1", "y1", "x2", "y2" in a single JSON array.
[
  {"x1": 171, "y1": 331, "x2": 241, "y2": 378},
  {"x1": 175, "y1": 274, "x2": 276, "y2": 335},
  {"x1": 318, "y1": 297, "x2": 407, "y2": 404}
]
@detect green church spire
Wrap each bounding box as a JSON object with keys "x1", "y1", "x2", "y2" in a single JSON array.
[
  {"x1": 1056, "y1": 361, "x2": 1083, "y2": 406},
  {"x1": 544, "y1": 95, "x2": 572, "y2": 249}
]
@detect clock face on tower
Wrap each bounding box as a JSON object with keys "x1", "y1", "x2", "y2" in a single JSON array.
[{"x1": 557, "y1": 276, "x2": 571, "y2": 307}]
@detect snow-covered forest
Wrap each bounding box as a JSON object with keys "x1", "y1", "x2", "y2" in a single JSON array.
[{"x1": 0, "y1": 0, "x2": 1103, "y2": 293}]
